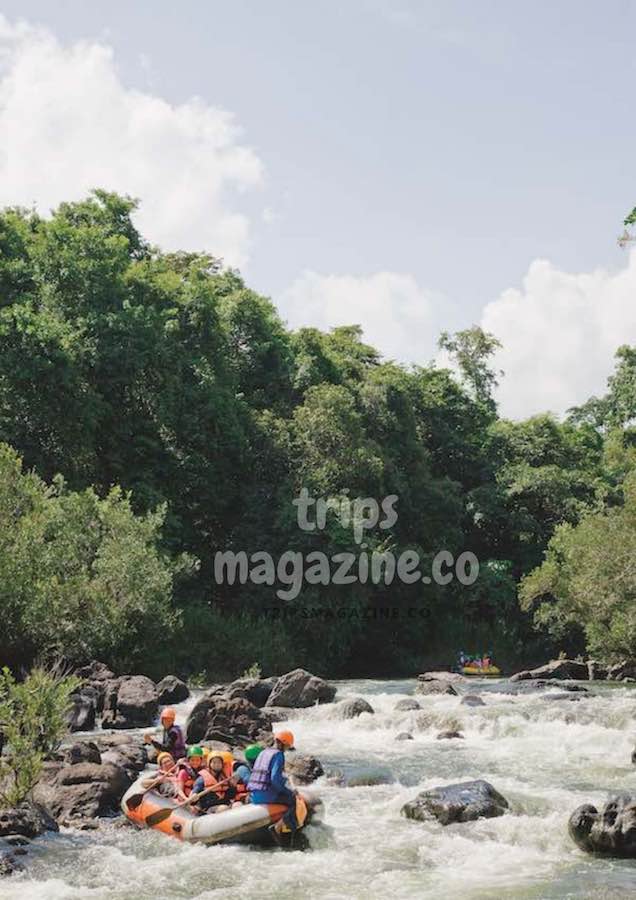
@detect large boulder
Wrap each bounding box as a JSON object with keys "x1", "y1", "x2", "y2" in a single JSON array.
[
  {"x1": 414, "y1": 680, "x2": 457, "y2": 696},
  {"x1": 286, "y1": 754, "x2": 324, "y2": 784},
  {"x1": 224, "y1": 677, "x2": 278, "y2": 708},
  {"x1": 569, "y1": 794, "x2": 636, "y2": 857},
  {"x1": 395, "y1": 698, "x2": 420, "y2": 711},
  {"x1": 335, "y1": 698, "x2": 375, "y2": 719},
  {"x1": 402, "y1": 779, "x2": 508, "y2": 825},
  {"x1": 186, "y1": 695, "x2": 271, "y2": 745},
  {"x1": 75, "y1": 660, "x2": 115, "y2": 682},
  {"x1": 607, "y1": 661, "x2": 636, "y2": 681},
  {"x1": 156, "y1": 675, "x2": 190, "y2": 705},
  {"x1": 34, "y1": 761, "x2": 132, "y2": 823},
  {"x1": 418, "y1": 671, "x2": 466, "y2": 683},
  {"x1": 66, "y1": 686, "x2": 98, "y2": 732},
  {"x1": 101, "y1": 675, "x2": 158, "y2": 729},
  {"x1": 510, "y1": 660, "x2": 588, "y2": 682},
  {"x1": 265, "y1": 669, "x2": 336, "y2": 708},
  {"x1": 63, "y1": 741, "x2": 101, "y2": 765},
  {"x1": 0, "y1": 803, "x2": 58, "y2": 838},
  {"x1": 95, "y1": 735, "x2": 148, "y2": 778}
]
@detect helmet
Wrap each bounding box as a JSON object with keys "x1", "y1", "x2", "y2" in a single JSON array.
[
  {"x1": 244, "y1": 744, "x2": 263, "y2": 763},
  {"x1": 187, "y1": 745, "x2": 205, "y2": 758},
  {"x1": 274, "y1": 730, "x2": 295, "y2": 750},
  {"x1": 157, "y1": 751, "x2": 174, "y2": 767},
  {"x1": 160, "y1": 707, "x2": 176, "y2": 724},
  {"x1": 220, "y1": 751, "x2": 234, "y2": 767}
]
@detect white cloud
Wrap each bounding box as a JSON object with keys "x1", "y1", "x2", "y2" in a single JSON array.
[
  {"x1": 279, "y1": 270, "x2": 438, "y2": 364},
  {"x1": 482, "y1": 252, "x2": 636, "y2": 419},
  {"x1": 0, "y1": 17, "x2": 263, "y2": 266}
]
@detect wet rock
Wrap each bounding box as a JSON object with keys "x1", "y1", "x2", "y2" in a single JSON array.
[
  {"x1": 607, "y1": 661, "x2": 636, "y2": 681},
  {"x1": 395, "y1": 698, "x2": 420, "y2": 711},
  {"x1": 0, "y1": 803, "x2": 59, "y2": 839},
  {"x1": 494, "y1": 680, "x2": 588, "y2": 696},
  {"x1": 418, "y1": 671, "x2": 466, "y2": 683},
  {"x1": 99, "y1": 740, "x2": 147, "y2": 778},
  {"x1": 460, "y1": 694, "x2": 485, "y2": 707},
  {"x1": 587, "y1": 660, "x2": 609, "y2": 681},
  {"x1": 539, "y1": 692, "x2": 586, "y2": 702},
  {"x1": 286, "y1": 754, "x2": 325, "y2": 784},
  {"x1": 401, "y1": 779, "x2": 508, "y2": 825},
  {"x1": 0, "y1": 853, "x2": 24, "y2": 876},
  {"x1": 64, "y1": 741, "x2": 101, "y2": 766},
  {"x1": 101, "y1": 675, "x2": 158, "y2": 729},
  {"x1": 415, "y1": 680, "x2": 457, "y2": 696},
  {"x1": 265, "y1": 669, "x2": 336, "y2": 708},
  {"x1": 156, "y1": 675, "x2": 190, "y2": 705},
  {"x1": 510, "y1": 659, "x2": 588, "y2": 682},
  {"x1": 74, "y1": 660, "x2": 115, "y2": 682},
  {"x1": 224, "y1": 677, "x2": 278, "y2": 708},
  {"x1": 436, "y1": 731, "x2": 464, "y2": 740},
  {"x1": 395, "y1": 732, "x2": 414, "y2": 741},
  {"x1": 34, "y1": 762, "x2": 132, "y2": 822},
  {"x1": 186, "y1": 695, "x2": 271, "y2": 745},
  {"x1": 346, "y1": 767, "x2": 395, "y2": 787},
  {"x1": 335, "y1": 697, "x2": 375, "y2": 718},
  {"x1": 67, "y1": 686, "x2": 98, "y2": 732},
  {"x1": 569, "y1": 794, "x2": 636, "y2": 857}
]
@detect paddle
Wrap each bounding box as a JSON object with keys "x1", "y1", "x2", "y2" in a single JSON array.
[
  {"x1": 126, "y1": 764, "x2": 179, "y2": 810},
  {"x1": 145, "y1": 777, "x2": 234, "y2": 827}
]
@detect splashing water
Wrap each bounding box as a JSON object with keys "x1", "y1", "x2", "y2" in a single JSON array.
[{"x1": 2, "y1": 679, "x2": 636, "y2": 900}]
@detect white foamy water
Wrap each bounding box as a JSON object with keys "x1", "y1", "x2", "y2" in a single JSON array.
[{"x1": 2, "y1": 678, "x2": 636, "y2": 899}]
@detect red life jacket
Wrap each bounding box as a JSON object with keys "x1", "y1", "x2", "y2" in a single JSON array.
[{"x1": 199, "y1": 768, "x2": 229, "y2": 799}]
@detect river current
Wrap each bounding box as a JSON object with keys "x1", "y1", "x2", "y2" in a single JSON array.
[{"x1": 2, "y1": 678, "x2": 636, "y2": 899}]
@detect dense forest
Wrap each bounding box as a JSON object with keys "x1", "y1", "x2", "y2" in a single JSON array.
[{"x1": 1, "y1": 191, "x2": 634, "y2": 679}]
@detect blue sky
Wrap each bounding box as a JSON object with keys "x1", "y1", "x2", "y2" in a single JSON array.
[{"x1": 1, "y1": 1, "x2": 635, "y2": 416}]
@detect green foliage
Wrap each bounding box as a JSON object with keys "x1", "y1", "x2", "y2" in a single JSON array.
[
  {"x1": 438, "y1": 326, "x2": 502, "y2": 410},
  {"x1": 0, "y1": 666, "x2": 79, "y2": 806}
]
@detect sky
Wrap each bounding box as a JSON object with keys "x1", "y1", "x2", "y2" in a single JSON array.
[{"x1": 1, "y1": 1, "x2": 635, "y2": 418}]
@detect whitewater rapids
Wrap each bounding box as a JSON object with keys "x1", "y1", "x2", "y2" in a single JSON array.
[{"x1": 1, "y1": 678, "x2": 636, "y2": 899}]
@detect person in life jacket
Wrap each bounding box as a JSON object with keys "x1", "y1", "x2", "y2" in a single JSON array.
[
  {"x1": 192, "y1": 753, "x2": 237, "y2": 813},
  {"x1": 232, "y1": 744, "x2": 263, "y2": 802},
  {"x1": 248, "y1": 731, "x2": 298, "y2": 840},
  {"x1": 144, "y1": 707, "x2": 186, "y2": 760},
  {"x1": 176, "y1": 745, "x2": 205, "y2": 800},
  {"x1": 143, "y1": 751, "x2": 177, "y2": 798}
]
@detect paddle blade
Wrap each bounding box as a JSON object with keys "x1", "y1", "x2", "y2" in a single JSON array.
[
  {"x1": 125, "y1": 791, "x2": 147, "y2": 810},
  {"x1": 145, "y1": 806, "x2": 175, "y2": 827}
]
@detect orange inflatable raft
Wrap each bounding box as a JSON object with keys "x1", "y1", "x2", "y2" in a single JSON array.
[{"x1": 121, "y1": 775, "x2": 319, "y2": 846}]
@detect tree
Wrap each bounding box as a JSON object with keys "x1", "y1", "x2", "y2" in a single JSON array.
[{"x1": 438, "y1": 326, "x2": 502, "y2": 409}]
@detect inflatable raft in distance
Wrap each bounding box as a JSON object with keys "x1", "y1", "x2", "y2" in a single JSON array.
[{"x1": 461, "y1": 665, "x2": 502, "y2": 677}]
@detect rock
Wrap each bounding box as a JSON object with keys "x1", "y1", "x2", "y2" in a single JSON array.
[
  {"x1": 418, "y1": 671, "x2": 466, "y2": 683},
  {"x1": 395, "y1": 698, "x2": 420, "y2": 711},
  {"x1": 510, "y1": 660, "x2": 588, "y2": 682},
  {"x1": 493, "y1": 680, "x2": 589, "y2": 696},
  {"x1": 186, "y1": 695, "x2": 271, "y2": 745},
  {"x1": 225, "y1": 677, "x2": 278, "y2": 708},
  {"x1": 539, "y1": 692, "x2": 586, "y2": 702},
  {"x1": 265, "y1": 669, "x2": 336, "y2": 708},
  {"x1": 0, "y1": 853, "x2": 24, "y2": 876},
  {"x1": 74, "y1": 660, "x2": 115, "y2": 682},
  {"x1": 156, "y1": 675, "x2": 190, "y2": 705},
  {"x1": 286, "y1": 754, "x2": 324, "y2": 784},
  {"x1": 607, "y1": 661, "x2": 636, "y2": 681},
  {"x1": 346, "y1": 767, "x2": 395, "y2": 787},
  {"x1": 67, "y1": 686, "x2": 98, "y2": 732},
  {"x1": 395, "y1": 732, "x2": 414, "y2": 741},
  {"x1": 335, "y1": 698, "x2": 375, "y2": 718},
  {"x1": 436, "y1": 731, "x2": 464, "y2": 740},
  {"x1": 587, "y1": 660, "x2": 609, "y2": 681},
  {"x1": 64, "y1": 741, "x2": 101, "y2": 766},
  {"x1": 99, "y1": 741, "x2": 147, "y2": 778},
  {"x1": 460, "y1": 694, "x2": 485, "y2": 707},
  {"x1": 401, "y1": 779, "x2": 508, "y2": 825},
  {"x1": 101, "y1": 675, "x2": 158, "y2": 729},
  {"x1": 414, "y1": 680, "x2": 457, "y2": 696},
  {"x1": 0, "y1": 803, "x2": 58, "y2": 839},
  {"x1": 34, "y1": 762, "x2": 132, "y2": 822},
  {"x1": 569, "y1": 794, "x2": 636, "y2": 857}
]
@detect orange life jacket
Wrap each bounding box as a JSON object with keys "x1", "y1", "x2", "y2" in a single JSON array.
[{"x1": 199, "y1": 768, "x2": 229, "y2": 799}]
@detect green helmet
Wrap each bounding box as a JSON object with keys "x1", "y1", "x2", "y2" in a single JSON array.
[
  {"x1": 244, "y1": 743, "x2": 263, "y2": 763},
  {"x1": 187, "y1": 745, "x2": 205, "y2": 758}
]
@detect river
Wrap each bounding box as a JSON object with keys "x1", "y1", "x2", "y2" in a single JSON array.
[{"x1": 1, "y1": 678, "x2": 636, "y2": 899}]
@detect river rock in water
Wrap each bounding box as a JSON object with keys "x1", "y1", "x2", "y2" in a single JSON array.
[
  {"x1": 415, "y1": 680, "x2": 457, "y2": 696},
  {"x1": 401, "y1": 779, "x2": 509, "y2": 825},
  {"x1": 418, "y1": 671, "x2": 466, "y2": 683},
  {"x1": 156, "y1": 675, "x2": 190, "y2": 705},
  {"x1": 335, "y1": 697, "x2": 375, "y2": 718},
  {"x1": 186, "y1": 695, "x2": 271, "y2": 745},
  {"x1": 395, "y1": 732, "x2": 414, "y2": 741},
  {"x1": 66, "y1": 686, "x2": 98, "y2": 732},
  {"x1": 394, "y1": 698, "x2": 420, "y2": 711},
  {"x1": 0, "y1": 803, "x2": 58, "y2": 839},
  {"x1": 101, "y1": 675, "x2": 158, "y2": 729},
  {"x1": 34, "y1": 761, "x2": 132, "y2": 823},
  {"x1": 569, "y1": 793, "x2": 636, "y2": 857},
  {"x1": 286, "y1": 754, "x2": 325, "y2": 784},
  {"x1": 346, "y1": 767, "x2": 395, "y2": 787},
  {"x1": 510, "y1": 659, "x2": 588, "y2": 682},
  {"x1": 63, "y1": 741, "x2": 102, "y2": 765},
  {"x1": 265, "y1": 669, "x2": 336, "y2": 708},
  {"x1": 224, "y1": 677, "x2": 278, "y2": 708},
  {"x1": 436, "y1": 730, "x2": 464, "y2": 740},
  {"x1": 460, "y1": 694, "x2": 485, "y2": 707}
]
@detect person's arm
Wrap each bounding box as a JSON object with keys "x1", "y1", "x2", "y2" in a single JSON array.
[{"x1": 270, "y1": 752, "x2": 296, "y2": 800}]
